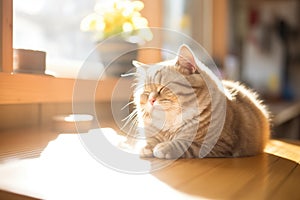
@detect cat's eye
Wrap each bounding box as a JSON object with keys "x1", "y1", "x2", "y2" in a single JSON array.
[{"x1": 157, "y1": 86, "x2": 165, "y2": 95}]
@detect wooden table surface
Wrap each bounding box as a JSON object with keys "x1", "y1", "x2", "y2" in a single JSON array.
[{"x1": 0, "y1": 127, "x2": 299, "y2": 200}]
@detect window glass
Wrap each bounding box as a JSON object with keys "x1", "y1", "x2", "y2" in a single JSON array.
[{"x1": 13, "y1": 0, "x2": 96, "y2": 78}]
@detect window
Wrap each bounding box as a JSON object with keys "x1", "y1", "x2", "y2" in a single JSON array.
[
  {"x1": 13, "y1": 0, "x2": 97, "y2": 78},
  {"x1": 0, "y1": 0, "x2": 163, "y2": 104}
]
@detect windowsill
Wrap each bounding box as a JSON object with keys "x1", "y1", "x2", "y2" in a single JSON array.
[{"x1": 0, "y1": 72, "x2": 132, "y2": 104}]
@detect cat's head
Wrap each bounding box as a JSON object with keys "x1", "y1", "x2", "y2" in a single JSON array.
[{"x1": 132, "y1": 44, "x2": 220, "y2": 133}]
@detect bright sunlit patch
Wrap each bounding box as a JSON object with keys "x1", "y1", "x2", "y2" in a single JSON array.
[
  {"x1": 14, "y1": 0, "x2": 44, "y2": 15},
  {"x1": 265, "y1": 140, "x2": 300, "y2": 163},
  {"x1": 52, "y1": 114, "x2": 93, "y2": 123},
  {"x1": 63, "y1": 114, "x2": 93, "y2": 122},
  {"x1": 80, "y1": 0, "x2": 151, "y2": 42},
  {"x1": 123, "y1": 22, "x2": 133, "y2": 32},
  {"x1": 0, "y1": 128, "x2": 205, "y2": 199}
]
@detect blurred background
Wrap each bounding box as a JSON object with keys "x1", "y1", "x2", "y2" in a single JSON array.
[{"x1": 11, "y1": 0, "x2": 300, "y2": 139}]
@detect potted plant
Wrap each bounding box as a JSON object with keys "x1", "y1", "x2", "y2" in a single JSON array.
[{"x1": 80, "y1": 0, "x2": 152, "y2": 76}]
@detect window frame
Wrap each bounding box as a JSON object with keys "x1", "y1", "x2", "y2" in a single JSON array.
[
  {"x1": 0, "y1": 0, "x2": 227, "y2": 104},
  {"x1": 1, "y1": 0, "x2": 13, "y2": 73},
  {"x1": 0, "y1": 0, "x2": 136, "y2": 105}
]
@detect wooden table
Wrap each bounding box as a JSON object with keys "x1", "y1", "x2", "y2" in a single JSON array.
[{"x1": 0, "y1": 127, "x2": 299, "y2": 200}]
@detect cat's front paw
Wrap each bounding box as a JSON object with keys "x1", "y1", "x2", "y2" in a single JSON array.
[
  {"x1": 140, "y1": 146, "x2": 154, "y2": 158},
  {"x1": 153, "y1": 142, "x2": 180, "y2": 159}
]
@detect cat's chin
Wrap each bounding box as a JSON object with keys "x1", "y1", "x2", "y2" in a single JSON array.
[{"x1": 144, "y1": 102, "x2": 165, "y2": 113}]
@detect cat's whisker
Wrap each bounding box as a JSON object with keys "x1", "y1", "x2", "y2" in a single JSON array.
[
  {"x1": 121, "y1": 120, "x2": 136, "y2": 135},
  {"x1": 121, "y1": 129, "x2": 137, "y2": 145},
  {"x1": 121, "y1": 109, "x2": 139, "y2": 133},
  {"x1": 121, "y1": 116, "x2": 137, "y2": 132},
  {"x1": 120, "y1": 72, "x2": 137, "y2": 77},
  {"x1": 131, "y1": 82, "x2": 140, "y2": 88},
  {"x1": 122, "y1": 108, "x2": 137, "y2": 120},
  {"x1": 122, "y1": 111, "x2": 138, "y2": 125},
  {"x1": 124, "y1": 121, "x2": 139, "y2": 148},
  {"x1": 126, "y1": 119, "x2": 138, "y2": 138},
  {"x1": 131, "y1": 81, "x2": 143, "y2": 87},
  {"x1": 121, "y1": 101, "x2": 135, "y2": 111},
  {"x1": 121, "y1": 118, "x2": 138, "y2": 146},
  {"x1": 124, "y1": 44, "x2": 270, "y2": 159}
]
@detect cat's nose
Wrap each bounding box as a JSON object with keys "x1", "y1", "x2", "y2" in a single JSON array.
[
  {"x1": 148, "y1": 92, "x2": 157, "y2": 105},
  {"x1": 149, "y1": 97, "x2": 156, "y2": 105}
]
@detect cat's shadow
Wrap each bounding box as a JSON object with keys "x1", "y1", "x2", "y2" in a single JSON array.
[{"x1": 148, "y1": 153, "x2": 289, "y2": 199}]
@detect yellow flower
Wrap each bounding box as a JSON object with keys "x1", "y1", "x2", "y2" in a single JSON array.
[{"x1": 80, "y1": 0, "x2": 152, "y2": 42}]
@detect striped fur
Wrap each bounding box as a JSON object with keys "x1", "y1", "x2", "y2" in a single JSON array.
[{"x1": 130, "y1": 45, "x2": 270, "y2": 159}]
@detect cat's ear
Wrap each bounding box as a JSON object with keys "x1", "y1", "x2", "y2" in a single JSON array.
[
  {"x1": 176, "y1": 44, "x2": 198, "y2": 74},
  {"x1": 132, "y1": 60, "x2": 145, "y2": 68},
  {"x1": 132, "y1": 60, "x2": 148, "y2": 75}
]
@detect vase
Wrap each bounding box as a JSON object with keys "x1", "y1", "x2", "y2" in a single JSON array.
[{"x1": 97, "y1": 37, "x2": 138, "y2": 77}]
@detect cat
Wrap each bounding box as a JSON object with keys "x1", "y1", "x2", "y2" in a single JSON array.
[{"x1": 127, "y1": 44, "x2": 270, "y2": 159}]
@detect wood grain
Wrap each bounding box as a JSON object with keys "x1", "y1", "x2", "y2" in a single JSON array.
[
  {"x1": 273, "y1": 164, "x2": 300, "y2": 200},
  {"x1": 231, "y1": 156, "x2": 297, "y2": 199},
  {"x1": 0, "y1": 127, "x2": 299, "y2": 199},
  {"x1": 0, "y1": 73, "x2": 133, "y2": 104},
  {"x1": 0, "y1": 0, "x2": 13, "y2": 73},
  {"x1": 0, "y1": 104, "x2": 39, "y2": 130},
  {"x1": 138, "y1": 0, "x2": 162, "y2": 63},
  {"x1": 212, "y1": 0, "x2": 228, "y2": 65}
]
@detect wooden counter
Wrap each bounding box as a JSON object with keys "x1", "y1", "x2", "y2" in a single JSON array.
[{"x1": 0, "y1": 127, "x2": 299, "y2": 200}]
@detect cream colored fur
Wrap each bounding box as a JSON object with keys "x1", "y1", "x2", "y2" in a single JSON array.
[{"x1": 130, "y1": 45, "x2": 270, "y2": 159}]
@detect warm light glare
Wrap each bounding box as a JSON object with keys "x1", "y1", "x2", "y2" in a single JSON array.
[
  {"x1": 0, "y1": 131, "x2": 197, "y2": 199},
  {"x1": 265, "y1": 140, "x2": 300, "y2": 163},
  {"x1": 123, "y1": 22, "x2": 134, "y2": 32},
  {"x1": 63, "y1": 114, "x2": 93, "y2": 122}
]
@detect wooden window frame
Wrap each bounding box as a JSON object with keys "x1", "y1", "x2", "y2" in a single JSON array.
[
  {"x1": 0, "y1": 0, "x2": 162, "y2": 105},
  {"x1": 0, "y1": 0, "x2": 226, "y2": 104},
  {"x1": 0, "y1": 0, "x2": 13, "y2": 73}
]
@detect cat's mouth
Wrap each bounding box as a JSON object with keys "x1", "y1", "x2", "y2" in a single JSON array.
[{"x1": 146, "y1": 101, "x2": 168, "y2": 114}]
